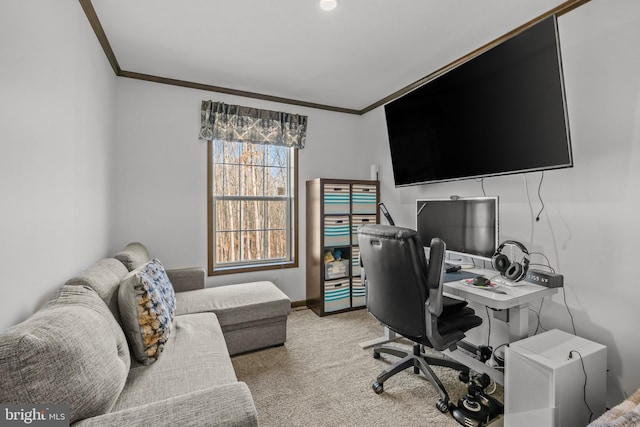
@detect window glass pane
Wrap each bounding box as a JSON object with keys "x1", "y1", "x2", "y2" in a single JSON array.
[
  {"x1": 267, "y1": 230, "x2": 287, "y2": 259},
  {"x1": 240, "y1": 165, "x2": 265, "y2": 196},
  {"x1": 213, "y1": 140, "x2": 240, "y2": 164},
  {"x1": 215, "y1": 164, "x2": 240, "y2": 196},
  {"x1": 266, "y1": 145, "x2": 287, "y2": 167},
  {"x1": 241, "y1": 231, "x2": 265, "y2": 261},
  {"x1": 215, "y1": 200, "x2": 240, "y2": 231},
  {"x1": 210, "y1": 140, "x2": 295, "y2": 271},
  {"x1": 216, "y1": 231, "x2": 240, "y2": 263},
  {"x1": 228, "y1": 141, "x2": 242, "y2": 164},
  {"x1": 266, "y1": 166, "x2": 287, "y2": 196},
  {"x1": 240, "y1": 143, "x2": 265, "y2": 165},
  {"x1": 241, "y1": 200, "x2": 265, "y2": 231},
  {"x1": 213, "y1": 140, "x2": 225, "y2": 164},
  {"x1": 213, "y1": 163, "x2": 225, "y2": 195},
  {"x1": 266, "y1": 201, "x2": 286, "y2": 229}
]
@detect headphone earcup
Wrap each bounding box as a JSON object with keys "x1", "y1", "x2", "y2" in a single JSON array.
[
  {"x1": 492, "y1": 254, "x2": 510, "y2": 273},
  {"x1": 505, "y1": 262, "x2": 524, "y2": 281}
]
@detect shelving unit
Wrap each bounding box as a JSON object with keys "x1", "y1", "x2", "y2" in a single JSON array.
[{"x1": 305, "y1": 178, "x2": 379, "y2": 316}]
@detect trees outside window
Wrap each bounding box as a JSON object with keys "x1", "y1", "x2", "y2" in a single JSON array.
[{"x1": 208, "y1": 140, "x2": 297, "y2": 275}]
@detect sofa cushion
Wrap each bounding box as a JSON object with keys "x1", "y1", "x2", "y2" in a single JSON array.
[
  {"x1": 118, "y1": 259, "x2": 176, "y2": 365},
  {"x1": 112, "y1": 312, "x2": 239, "y2": 412},
  {"x1": 74, "y1": 383, "x2": 258, "y2": 427},
  {"x1": 175, "y1": 281, "x2": 291, "y2": 327},
  {"x1": 65, "y1": 258, "x2": 129, "y2": 325},
  {"x1": 0, "y1": 285, "x2": 130, "y2": 424},
  {"x1": 115, "y1": 242, "x2": 152, "y2": 271},
  {"x1": 175, "y1": 281, "x2": 290, "y2": 355}
]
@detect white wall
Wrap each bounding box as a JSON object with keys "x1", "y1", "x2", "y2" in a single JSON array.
[
  {"x1": 362, "y1": 0, "x2": 640, "y2": 405},
  {"x1": 111, "y1": 78, "x2": 367, "y2": 301},
  {"x1": 0, "y1": 0, "x2": 116, "y2": 330}
]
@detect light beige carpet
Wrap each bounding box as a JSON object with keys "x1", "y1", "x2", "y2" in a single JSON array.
[{"x1": 231, "y1": 308, "x2": 503, "y2": 427}]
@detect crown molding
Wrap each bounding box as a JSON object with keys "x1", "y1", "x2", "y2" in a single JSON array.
[
  {"x1": 118, "y1": 71, "x2": 361, "y2": 115},
  {"x1": 79, "y1": 0, "x2": 121, "y2": 75},
  {"x1": 359, "y1": 0, "x2": 591, "y2": 114},
  {"x1": 80, "y1": 0, "x2": 590, "y2": 116}
]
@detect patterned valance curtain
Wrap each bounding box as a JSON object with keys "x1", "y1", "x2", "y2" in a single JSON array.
[{"x1": 199, "y1": 100, "x2": 307, "y2": 149}]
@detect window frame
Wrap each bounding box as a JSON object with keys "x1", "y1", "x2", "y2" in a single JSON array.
[{"x1": 207, "y1": 140, "x2": 298, "y2": 276}]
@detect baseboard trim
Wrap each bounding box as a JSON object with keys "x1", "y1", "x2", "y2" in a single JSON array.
[{"x1": 291, "y1": 300, "x2": 307, "y2": 309}]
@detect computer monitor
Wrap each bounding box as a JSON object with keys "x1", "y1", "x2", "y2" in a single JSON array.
[{"x1": 416, "y1": 196, "x2": 499, "y2": 261}]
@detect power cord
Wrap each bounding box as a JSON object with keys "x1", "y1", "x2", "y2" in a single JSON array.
[
  {"x1": 492, "y1": 342, "x2": 508, "y2": 355},
  {"x1": 568, "y1": 350, "x2": 594, "y2": 423},
  {"x1": 476, "y1": 178, "x2": 487, "y2": 196},
  {"x1": 562, "y1": 287, "x2": 577, "y2": 335},
  {"x1": 486, "y1": 342, "x2": 508, "y2": 370},
  {"x1": 528, "y1": 251, "x2": 556, "y2": 273},
  {"x1": 535, "y1": 172, "x2": 545, "y2": 222},
  {"x1": 485, "y1": 380, "x2": 497, "y2": 395},
  {"x1": 485, "y1": 306, "x2": 492, "y2": 347},
  {"x1": 530, "y1": 298, "x2": 547, "y2": 335},
  {"x1": 521, "y1": 251, "x2": 577, "y2": 336},
  {"x1": 529, "y1": 262, "x2": 556, "y2": 272}
]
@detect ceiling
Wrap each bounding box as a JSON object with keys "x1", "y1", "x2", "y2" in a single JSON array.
[{"x1": 86, "y1": 0, "x2": 583, "y2": 114}]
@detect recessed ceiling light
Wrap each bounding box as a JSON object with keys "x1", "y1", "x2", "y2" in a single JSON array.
[{"x1": 320, "y1": 0, "x2": 338, "y2": 11}]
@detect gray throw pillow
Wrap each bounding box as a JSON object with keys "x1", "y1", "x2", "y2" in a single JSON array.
[
  {"x1": 114, "y1": 242, "x2": 151, "y2": 271},
  {"x1": 118, "y1": 258, "x2": 176, "y2": 365}
]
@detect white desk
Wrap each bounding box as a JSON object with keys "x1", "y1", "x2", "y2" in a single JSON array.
[
  {"x1": 361, "y1": 267, "x2": 559, "y2": 384},
  {"x1": 441, "y1": 268, "x2": 559, "y2": 383},
  {"x1": 443, "y1": 268, "x2": 559, "y2": 342}
]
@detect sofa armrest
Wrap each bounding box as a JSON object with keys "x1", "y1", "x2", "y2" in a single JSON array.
[
  {"x1": 167, "y1": 267, "x2": 206, "y2": 292},
  {"x1": 73, "y1": 382, "x2": 257, "y2": 427}
]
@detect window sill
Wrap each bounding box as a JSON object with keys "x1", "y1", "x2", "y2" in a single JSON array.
[{"x1": 209, "y1": 260, "x2": 298, "y2": 276}]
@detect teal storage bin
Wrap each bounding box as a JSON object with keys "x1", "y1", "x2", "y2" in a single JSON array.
[
  {"x1": 324, "y1": 216, "x2": 350, "y2": 246},
  {"x1": 351, "y1": 215, "x2": 376, "y2": 244},
  {"x1": 324, "y1": 279, "x2": 351, "y2": 312},
  {"x1": 323, "y1": 184, "x2": 350, "y2": 214},
  {"x1": 351, "y1": 277, "x2": 366, "y2": 307},
  {"x1": 351, "y1": 184, "x2": 377, "y2": 214},
  {"x1": 351, "y1": 246, "x2": 361, "y2": 277}
]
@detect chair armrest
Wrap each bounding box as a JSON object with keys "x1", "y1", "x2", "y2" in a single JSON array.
[
  {"x1": 167, "y1": 267, "x2": 206, "y2": 292},
  {"x1": 73, "y1": 382, "x2": 257, "y2": 427}
]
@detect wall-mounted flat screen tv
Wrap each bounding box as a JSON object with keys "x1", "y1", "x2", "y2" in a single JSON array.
[{"x1": 385, "y1": 15, "x2": 573, "y2": 186}]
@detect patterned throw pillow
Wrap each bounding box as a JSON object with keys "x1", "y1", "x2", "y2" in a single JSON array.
[{"x1": 118, "y1": 258, "x2": 176, "y2": 365}]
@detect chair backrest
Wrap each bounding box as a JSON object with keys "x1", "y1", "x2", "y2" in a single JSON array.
[{"x1": 357, "y1": 224, "x2": 446, "y2": 340}]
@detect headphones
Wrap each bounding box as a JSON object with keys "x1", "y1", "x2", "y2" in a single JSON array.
[{"x1": 491, "y1": 240, "x2": 530, "y2": 282}]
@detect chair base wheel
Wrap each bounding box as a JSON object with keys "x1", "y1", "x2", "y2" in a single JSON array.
[
  {"x1": 373, "y1": 350, "x2": 380, "y2": 359},
  {"x1": 436, "y1": 399, "x2": 450, "y2": 413},
  {"x1": 459, "y1": 371, "x2": 470, "y2": 383},
  {"x1": 372, "y1": 381, "x2": 384, "y2": 394}
]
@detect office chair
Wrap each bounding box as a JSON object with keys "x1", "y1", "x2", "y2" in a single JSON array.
[{"x1": 358, "y1": 224, "x2": 483, "y2": 413}]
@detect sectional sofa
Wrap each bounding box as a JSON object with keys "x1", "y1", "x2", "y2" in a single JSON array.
[{"x1": 0, "y1": 242, "x2": 291, "y2": 426}]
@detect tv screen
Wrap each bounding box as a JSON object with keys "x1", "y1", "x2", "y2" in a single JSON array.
[
  {"x1": 416, "y1": 197, "x2": 498, "y2": 260},
  {"x1": 385, "y1": 15, "x2": 572, "y2": 186}
]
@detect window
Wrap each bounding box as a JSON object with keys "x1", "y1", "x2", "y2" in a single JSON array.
[{"x1": 208, "y1": 140, "x2": 298, "y2": 275}]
